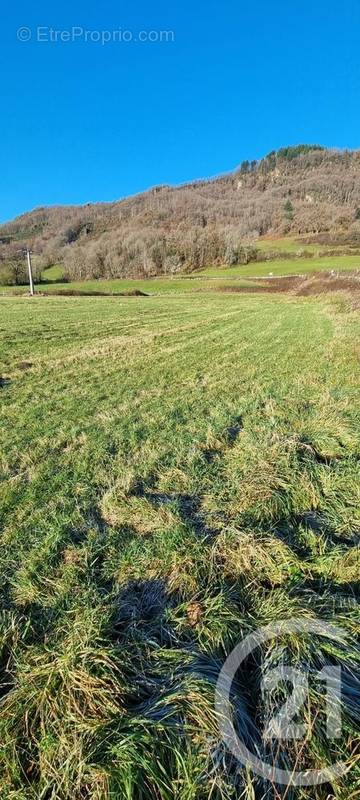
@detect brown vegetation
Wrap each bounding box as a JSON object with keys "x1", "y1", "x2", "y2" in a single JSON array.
[
  {"x1": 218, "y1": 270, "x2": 360, "y2": 297},
  {"x1": 2, "y1": 145, "x2": 360, "y2": 282}
]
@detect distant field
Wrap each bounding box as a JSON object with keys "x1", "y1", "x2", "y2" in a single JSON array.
[
  {"x1": 255, "y1": 236, "x2": 322, "y2": 253},
  {"x1": 2, "y1": 253, "x2": 360, "y2": 296},
  {"x1": 0, "y1": 292, "x2": 359, "y2": 799},
  {"x1": 200, "y1": 253, "x2": 360, "y2": 278},
  {"x1": 41, "y1": 263, "x2": 65, "y2": 281},
  {"x1": 1, "y1": 275, "x2": 258, "y2": 295},
  {"x1": 253, "y1": 235, "x2": 360, "y2": 254}
]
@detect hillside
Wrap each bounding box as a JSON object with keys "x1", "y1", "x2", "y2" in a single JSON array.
[{"x1": 2, "y1": 144, "x2": 360, "y2": 283}]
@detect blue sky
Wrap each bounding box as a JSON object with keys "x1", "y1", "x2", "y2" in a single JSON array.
[{"x1": 1, "y1": 0, "x2": 360, "y2": 222}]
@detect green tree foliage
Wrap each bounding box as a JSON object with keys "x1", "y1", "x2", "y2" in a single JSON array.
[
  {"x1": 284, "y1": 200, "x2": 294, "y2": 221},
  {"x1": 277, "y1": 144, "x2": 325, "y2": 160}
]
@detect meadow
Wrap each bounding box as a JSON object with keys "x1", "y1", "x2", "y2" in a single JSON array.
[
  {"x1": 2, "y1": 252, "x2": 360, "y2": 298},
  {"x1": 199, "y1": 254, "x2": 360, "y2": 279},
  {"x1": 254, "y1": 237, "x2": 360, "y2": 254},
  {"x1": 0, "y1": 290, "x2": 359, "y2": 799},
  {"x1": 0, "y1": 275, "x2": 258, "y2": 296}
]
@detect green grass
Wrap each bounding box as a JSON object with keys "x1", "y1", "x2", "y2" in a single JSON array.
[
  {"x1": 200, "y1": 254, "x2": 360, "y2": 278},
  {"x1": 41, "y1": 263, "x2": 65, "y2": 282},
  {"x1": 255, "y1": 236, "x2": 360, "y2": 254},
  {"x1": 2, "y1": 253, "x2": 360, "y2": 298},
  {"x1": 0, "y1": 292, "x2": 359, "y2": 799},
  {"x1": 255, "y1": 236, "x2": 322, "y2": 253},
  {"x1": 0, "y1": 275, "x2": 258, "y2": 296}
]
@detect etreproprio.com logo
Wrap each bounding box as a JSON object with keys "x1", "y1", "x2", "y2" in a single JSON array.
[{"x1": 17, "y1": 26, "x2": 175, "y2": 45}]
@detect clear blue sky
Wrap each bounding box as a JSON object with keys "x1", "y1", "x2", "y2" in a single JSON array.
[{"x1": 2, "y1": 0, "x2": 360, "y2": 222}]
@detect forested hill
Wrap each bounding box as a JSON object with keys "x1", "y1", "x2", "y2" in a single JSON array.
[{"x1": 2, "y1": 145, "x2": 360, "y2": 281}]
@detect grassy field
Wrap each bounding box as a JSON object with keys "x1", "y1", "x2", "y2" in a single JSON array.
[
  {"x1": 1, "y1": 275, "x2": 260, "y2": 296},
  {"x1": 1, "y1": 253, "x2": 360, "y2": 298},
  {"x1": 200, "y1": 254, "x2": 360, "y2": 279},
  {"x1": 255, "y1": 237, "x2": 322, "y2": 254},
  {"x1": 0, "y1": 292, "x2": 359, "y2": 799},
  {"x1": 254, "y1": 236, "x2": 360, "y2": 254},
  {"x1": 42, "y1": 264, "x2": 65, "y2": 281}
]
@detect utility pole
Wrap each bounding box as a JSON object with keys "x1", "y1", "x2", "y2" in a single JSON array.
[{"x1": 26, "y1": 248, "x2": 35, "y2": 295}]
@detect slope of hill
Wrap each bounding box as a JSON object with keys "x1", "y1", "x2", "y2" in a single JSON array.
[{"x1": 2, "y1": 144, "x2": 360, "y2": 283}]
